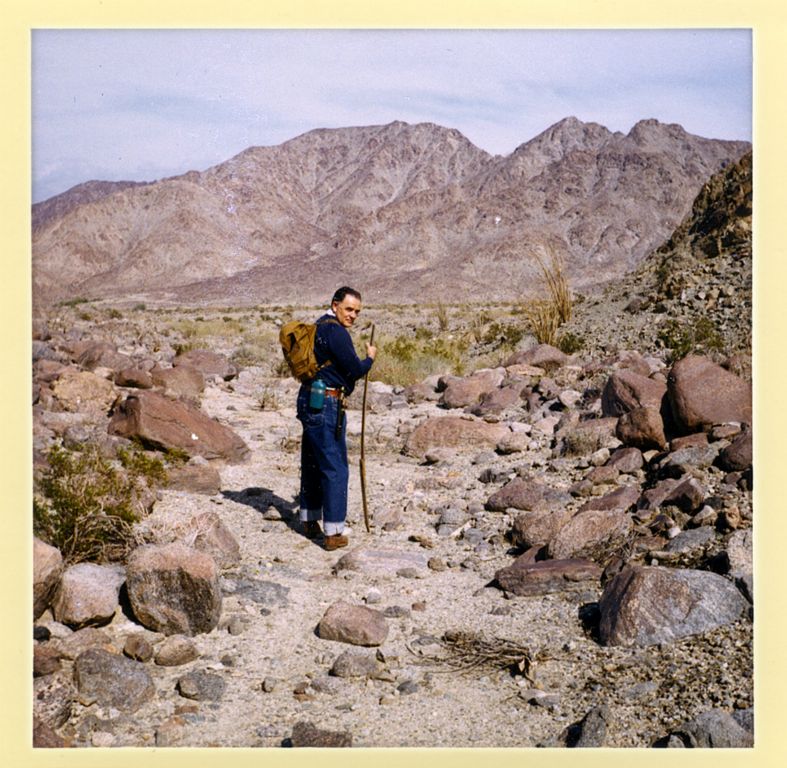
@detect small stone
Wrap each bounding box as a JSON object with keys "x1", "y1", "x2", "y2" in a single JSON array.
[
  {"x1": 397, "y1": 680, "x2": 420, "y2": 695},
  {"x1": 34, "y1": 645, "x2": 63, "y2": 677},
  {"x1": 427, "y1": 557, "x2": 447, "y2": 571},
  {"x1": 123, "y1": 634, "x2": 154, "y2": 662},
  {"x1": 365, "y1": 588, "x2": 383, "y2": 605},
  {"x1": 91, "y1": 731, "x2": 116, "y2": 747},
  {"x1": 262, "y1": 677, "x2": 279, "y2": 693},
  {"x1": 176, "y1": 670, "x2": 226, "y2": 701},
  {"x1": 227, "y1": 616, "x2": 246, "y2": 635},
  {"x1": 290, "y1": 720, "x2": 352, "y2": 748},
  {"x1": 412, "y1": 601, "x2": 427, "y2": 612},
  {"x1": 155, "y1": 635, "x2": 200, "y2": 666}
]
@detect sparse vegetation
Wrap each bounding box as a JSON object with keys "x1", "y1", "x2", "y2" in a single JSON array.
[
  {"x1": 521, "y1": 247, "x2": 573, "y2": 345},
  {"x1": 34, "y1": 443, "x2": 167, "y2": 564},
  {"x1": 370, "y1": 331, "x2": 467, "y2": 386},
  {"x1": 657, "y1": 316, "x2": 725, "y2": 362}
]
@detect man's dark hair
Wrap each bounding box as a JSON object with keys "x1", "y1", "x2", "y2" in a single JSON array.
[{"x1": 331, "y1": 286, "x2": 362, "y2": 305}]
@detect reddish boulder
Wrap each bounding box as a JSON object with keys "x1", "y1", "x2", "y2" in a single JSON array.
[
  {"x1": 150, "y1": 364, "x2": 205, "y2": 399},
  {"x1": 108, "y1": 391, "x2": 249, "y2": 462},
  {"x1": 495, "y1": 556, "x2": 602, "y2": 596},
  {"x1": 616, "y1": 405, "x2": 668, "y2": 450},
  {"x1": 403, "y1": 416, "x2": 509, "y2": 459},
  {"x1": 602, "y1": 370, "x2": 667, "y2": 417},
  {"x1": 667, "y1": 354, "x2": 752, "y2": 432},
  {"x1": 548, "y1": 508, "x2": 633, "y2": 561},
  {"x1": 439, "y1": 368, "x2": 505, "y2": 409},
  {"x1": 486, "y1": 477, "x2": 572, "y2": 513},
  {"x1": 317, "y1": 601, "x2": 389, "y2": 646}
]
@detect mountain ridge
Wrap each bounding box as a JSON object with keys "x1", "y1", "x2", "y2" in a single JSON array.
[{"x1": 32, "y1": 118, "x2": 750, "y2": 307}]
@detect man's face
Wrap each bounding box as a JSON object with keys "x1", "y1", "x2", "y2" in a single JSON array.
[{"x1": 332, "y1": 294, "x2": 362, "y2": 328}]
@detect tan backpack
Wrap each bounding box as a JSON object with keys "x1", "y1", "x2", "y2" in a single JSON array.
[{"x1": 279, "y1": 318, "x2": 338, "y2": 381}]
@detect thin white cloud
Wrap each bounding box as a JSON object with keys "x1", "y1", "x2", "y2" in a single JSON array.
[{"x1": 32, "y1": 28, "x2": 752, "y2": 202}]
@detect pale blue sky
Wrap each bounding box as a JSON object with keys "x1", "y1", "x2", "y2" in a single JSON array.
[{"x1": 32, "y1": 28, "x2": 752, "y2": 203}]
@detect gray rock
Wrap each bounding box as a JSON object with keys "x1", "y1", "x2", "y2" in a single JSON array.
[
  {"x1": 330, "y1": 649, "x2": 386, "y2": 679},
  {"x1": 317, "y1": 601, "x2": 389, "y2": 646},
  {"x1": 123, "y1": 634, "x2": 154, "y2": 662},
  {"x1": 725, "y1": 529, "x2": 753, "y2": 577},
  {"x1": 177, "y1": 670, "x2": 226, "y2": 701},
  {"x1": 33, "y1": 673, "x2": 76, "y2": 729},
  {"x1": 599, "y1": 566, "x2": 750, "y2": 646},
  {"x1": 51, "y1": 562, "x2": 125, "y2": 629},
  {"x1": 334, "y1": 548, "x2": 428, "y2": 578},
  {"x1": 664, "y1": 527, "x2": 717, "y2": 554},
  {"x1": 668, "y1": 708, "x2": 754, "y2": 747},
  {"x1": 571, "y1": 705, "x2": 611, "y2": 747},
  {"x1": 290, "y1": 720, "x2": 353, "y2": 747},
  {"x1": 73, "y1": 648, "x2": 155, "y2": 712},
  {"x1": 126, "y1": 542, "x2": 222, "y2": 636}
]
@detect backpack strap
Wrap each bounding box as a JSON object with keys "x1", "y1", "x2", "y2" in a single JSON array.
[{"x1": 314, "y1": 317, "x2": 341, "y2": 374}]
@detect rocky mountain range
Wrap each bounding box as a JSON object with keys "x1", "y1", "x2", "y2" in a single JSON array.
[{"x1": 32, "y1": 118, "x2": 750, "y2": 308}]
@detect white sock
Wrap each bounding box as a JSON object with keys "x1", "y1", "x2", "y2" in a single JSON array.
[{"x1": 323, "y1": 522, "x2": 345, "y2": 536}]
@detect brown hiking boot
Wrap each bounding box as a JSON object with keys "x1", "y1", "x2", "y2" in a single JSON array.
[
  {"x1": 303, "y1": 520, "x2": 322, "y2": 539},
  {"x1": 323, "y1": 534, "x2": 349, "y2": 551}
]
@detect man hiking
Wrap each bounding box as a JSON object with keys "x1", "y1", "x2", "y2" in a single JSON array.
[{"x1": 297, "y1": 287, "x2": 376, "y2": 550}]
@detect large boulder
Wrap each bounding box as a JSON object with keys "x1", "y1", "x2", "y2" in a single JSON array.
[
  {"x1": 403, "y1": 416, "x2": 509, "y2": 459},
  {"x1": 602, "y1": 370, "x2": 667, "y2": 417},
  {"x1": 599, "y1": 565, "x2": 750, "y2": 646},
  {"x1": 51, "y1": 563, "x2": 125, "y2": 628},
  {"x1": 108, "y1": 391, "x2": 249, "y2": 462},
  {"x1": 316, "y1": 601, "x2": 389, "y2": 646},
  {"x1": 667, "y1": 355, "x2": 752, "y2": 433},
  {"x1": 173, "y1": 349, "x2": 238, "y2": 380},
  {"x1": 439, "y1": 368, "x2": 505, "y2": 409},
  {"x1": 34, "y1": 537, "x2": 63, "y2": 620},
  {"x1": 125, "y1": 542, "x2": 222, "y2": 636}
]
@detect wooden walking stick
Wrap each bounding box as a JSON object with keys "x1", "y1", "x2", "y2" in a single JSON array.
[{"x1": 360, "y1": 324, "x2": 375, "y2": 533}]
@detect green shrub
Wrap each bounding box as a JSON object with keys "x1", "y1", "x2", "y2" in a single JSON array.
[
  {"x1": 658, "y1": 316, "x2": 724, "y2": 362},
  {"x1": 557, "y1": 330, "x2": 585, "y2": 354},
  {"x1": 107, "y1": 308, "x2": 123, "y2": 319},
  {"x1": 33, "y1": 443, "x2": 167, "y2": 565}
]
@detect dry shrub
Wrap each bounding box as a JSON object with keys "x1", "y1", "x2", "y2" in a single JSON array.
[{"x1": 523, "y1": 247, "x2": 573, "y2": 344}]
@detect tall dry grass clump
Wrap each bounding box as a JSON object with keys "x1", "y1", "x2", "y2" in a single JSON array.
[{"x1": 522, "y1": 248, "x2": 573, "y2": 345}]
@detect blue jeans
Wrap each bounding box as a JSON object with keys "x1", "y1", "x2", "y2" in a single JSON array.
[{"x1": 297, "y1": 386, "x2": 348, "y2": 527}]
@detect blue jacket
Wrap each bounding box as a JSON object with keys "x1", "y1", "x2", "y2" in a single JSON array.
[{"x1": 312, "y1": 314, "x2": 373, "y2": 395}]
